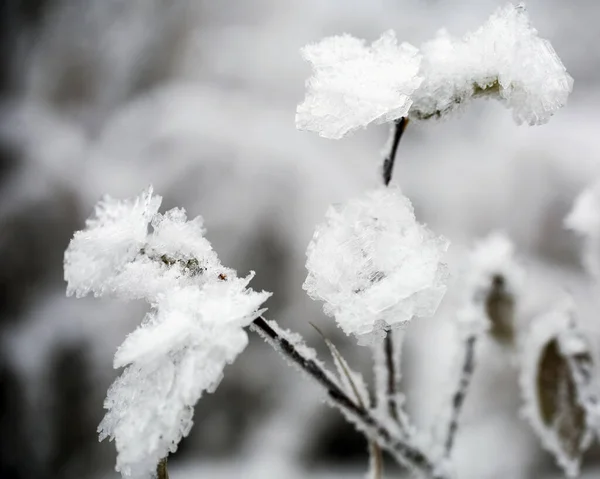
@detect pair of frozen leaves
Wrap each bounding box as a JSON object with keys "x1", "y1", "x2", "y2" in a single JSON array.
[
  {"x1": 462, "y1": 234, "x2": 599, "y2": 478},
  {"x1": 296, "y1": 3, "x2": 573, "y2": 140},
  {"x1": 63, "y1": 185, "x2": 451, "y2": 478}
]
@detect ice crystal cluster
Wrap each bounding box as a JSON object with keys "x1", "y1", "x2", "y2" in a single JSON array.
[
  {"x1": 565, "y1": 180, "x2": 600, "y2": 278},
  {"x1": 296, "y1": 3, "x2": 572, "y2": 138},
  {"x1": 303, "y1": 187, "x2": 449, "y2": 343},
  {"x1": 457, "y1": 232, "x2": 524, "y2": 340},
  {"x1": 64, "y1": 188, "x2": 271, "y2": 478}
]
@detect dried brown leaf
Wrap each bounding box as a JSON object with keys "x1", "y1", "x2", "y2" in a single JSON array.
[{"x1": 537, "y1": 338, "x2": 588, "y2": 461}]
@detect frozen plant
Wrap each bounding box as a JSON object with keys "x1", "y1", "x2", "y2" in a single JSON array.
[
  {"x1": 303, "y1": 186, "x2": 448, "y2": 344},
  {"x1": 64, "y1": 188, "x2": 272, "y2": 478},
  {"x1": 62, "y1": 3, "x2": 595, "y2": 479},
  {"x1": 519, "y1": 300, "x2": 598, "y2": 477},
  {"x1": 456, "y1": 232, "x2": 525, "y2": 343}
]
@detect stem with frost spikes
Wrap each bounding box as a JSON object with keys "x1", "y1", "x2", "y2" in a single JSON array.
[
  {"x1": 251, "y1": 316, "x2": 445, "y2": 478},
  {"x1": 444, "y1": 335, "x2": 477, "y2": 456},
  {"x1": 157, "y1": 458, "x2": 169, "y2": 479},
  {"x1": 382, "y1": 117, "x2": 409, "y2": 186}
]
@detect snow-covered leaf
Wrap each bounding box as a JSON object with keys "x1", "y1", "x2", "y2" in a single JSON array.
[
  {"x1": 303, "y1": 187, "x2": 449, "y2": 344},
  {"x1": 296, "y1": 31, "x2": 421, "y2": 139},
  {"x1": 520, "y1": 302, "x2": 595, "y2": 477},
  {"x1": 64, "y1": 188, "x2": 271, "y2": 478},
  {"x1": 410, "y1": 3, "x2": 573, "y2": 124}
]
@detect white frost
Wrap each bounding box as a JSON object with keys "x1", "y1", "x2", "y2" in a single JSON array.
[
  {"x1": 296, "y1": 31, "x2": 422, "y2": 139},
  {"x1": 64, "y1": 187, "x2": 271, "y2": 478},
  {"x1": 410, "y1": 3, "x2": 573, "y2": 124},
  {"x1": 303, "y1": 187, "x2": 449, "y2": 344},
  {"x1": 64, "y1": 187, "x2": 161, "y2": 298},
  {"x1": 295, "y1": 3, "x2": 572, "y2": 138}
]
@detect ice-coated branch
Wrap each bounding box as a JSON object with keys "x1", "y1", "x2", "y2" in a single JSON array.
[
  {"x1": 382, "y1": 117, "x2": 409, "y2": 186},
  {"x1": 444, "y1": 335, "x2": 477, "y2": 456},
  {"x1": 250, "y1": 316, "x2": 445, "y2": 478},
  {"x1": 157, "y1": 459, "x2": 169, "y2": 479}
]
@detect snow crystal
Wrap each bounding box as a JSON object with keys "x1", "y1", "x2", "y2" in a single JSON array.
[
  {"x1": 296, "y1": 31, "x2": 422, "y2": 139},
  {"x1": 64, "y1": 187, "x2": 161, "y2": 298},
  {"x1": 565, "y1": 180, "x2": 600, "y2": 278},
  {"x1": 303, "y1": 187, "x2": 449, "y2": 344},
  {"x1": 64, "y1": 188, "x2": 271, "y2": 478},
  {"x1": 410, "y1": 3, "x2": 573, "y2": 124},
  {"x1": 456, "y1": 232, "x2": 524, "y2": 341},
  {"x1": 519, "y1": 299, "x2": 594, "y2": 477}
]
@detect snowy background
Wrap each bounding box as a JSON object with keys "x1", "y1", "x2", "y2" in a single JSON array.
[{"x1": 0, "y1": 0, "x2": 600, "y2": 478}]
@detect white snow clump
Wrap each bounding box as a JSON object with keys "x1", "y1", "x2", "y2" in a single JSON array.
[
  {"x1": 410, "y1": 3, "x2": 573, "y2": 124},
  {"x1": 296, "y1": 3, "x2": 572, "y2": 138},
  {"x1": 303, "y1": 187, "x2": 449, "y2": 344},
  {"x1": 64, "y1": 187, "x2": 271, "y2": 479},
  {"x1": 295, "y1": 31, "x2": 422, "y2": 139}
]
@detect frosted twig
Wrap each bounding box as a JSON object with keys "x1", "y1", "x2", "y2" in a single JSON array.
[
  {"x1": 251, "y1": 316, "x2": 444, "y2": 478},
  {"x1": 384, "y1": 334, "x2": 400, "y2": 422},
  {"x1": 444, "y1": 335, "x2": 477, "y2": 456},
  {"x1": 382, "y1": 117, "x2": 409, "y2": 186},
  {"x1": 157, "y1": 458, "x2": 169, "y2": 479}
]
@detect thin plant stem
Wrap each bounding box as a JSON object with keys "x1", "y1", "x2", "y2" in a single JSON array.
[
  {"x1": 251, "y1": 316, "x2": 445, "y2": 478},
  {"x1": 444, "y1": 335, "x2": 477, "y2": 456},
  {"x1": 384, "y1": 334, "x2": 400, "y2": 422},
  {"x1": 157, "y1": 458, "x2": 169, "y2": 479},
  {"x1": 382, "y1": 117, "x2": 409, "y2": 186}
]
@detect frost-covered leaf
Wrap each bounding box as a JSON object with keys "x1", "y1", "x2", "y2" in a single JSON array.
[
  {"x1": 457, "y1": 232, "x2": 524, "y2": 342},
  {"x1": 520, "y1": 303, "x2": 595, "y2": 477},
  {"x1": 303, "y1": 187, "x2": 448, "y2": 344},
  {"x1": 410, "y1": 3, "x2": 573, "y2": 124},
  {"x1": 296, "y1": 4, "x2": 571, "y2": 140},
  {"x1": 565, "y1": 180, "x2": 600, "y2": 278},
  {"x1": 64, "y1": 188, "x2": 271, "y2": 478},
  {"x1": 296, "y1": 31, "x2": 422, "y2": 139},
  {"x1": 537, "y1": 338, "x2": 587, "y2": 464}
]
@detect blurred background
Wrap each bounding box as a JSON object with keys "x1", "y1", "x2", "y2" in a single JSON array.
[{"x1": 0, "y1": 0, "x2": 599, "y2": 478}]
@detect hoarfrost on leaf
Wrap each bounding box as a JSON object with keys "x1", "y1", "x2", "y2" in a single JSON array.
[
  {"x1": 64, "y1": 187, "x2": 161, "y2": 298},
  {"x1": 63, "y1": 187, "x2": 271, "y2": 478},
  {"x1": 296, "y1": 31, "x2": 422, "y2": 139},
  {"x1": 303, "y1": 187, "x2": 449, "y2": 344},
  {"x1": 519, "y1": 300, "x2": 596, "y2": 477},
  {"x1": 410, "y1": 3, "x2": 573, "y2": 124},
  {"x1": 565, "y1": 180, "x2": 600, "y2": 278},
  {"x1": 456, "y1": 232, "x2": 524, "y2": 342}
]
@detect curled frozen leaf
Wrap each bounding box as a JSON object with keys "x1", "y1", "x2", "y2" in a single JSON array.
[
  {"x1": 410, "y1": 3, "x2": 573, "y2": 124},
  {"x1": 296, "y1": 31, "x2": 422, "y2": 139},
  {"x1": 303, "y1": 187, "x2": 449, "y2": 344},
  {"x1": 520, "y1": 302, "x2": 594, "y2": 477}
]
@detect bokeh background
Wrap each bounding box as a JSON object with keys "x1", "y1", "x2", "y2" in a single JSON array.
[{"x1": 1, "y1": 0, "x2": 600, "y2": 478}]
